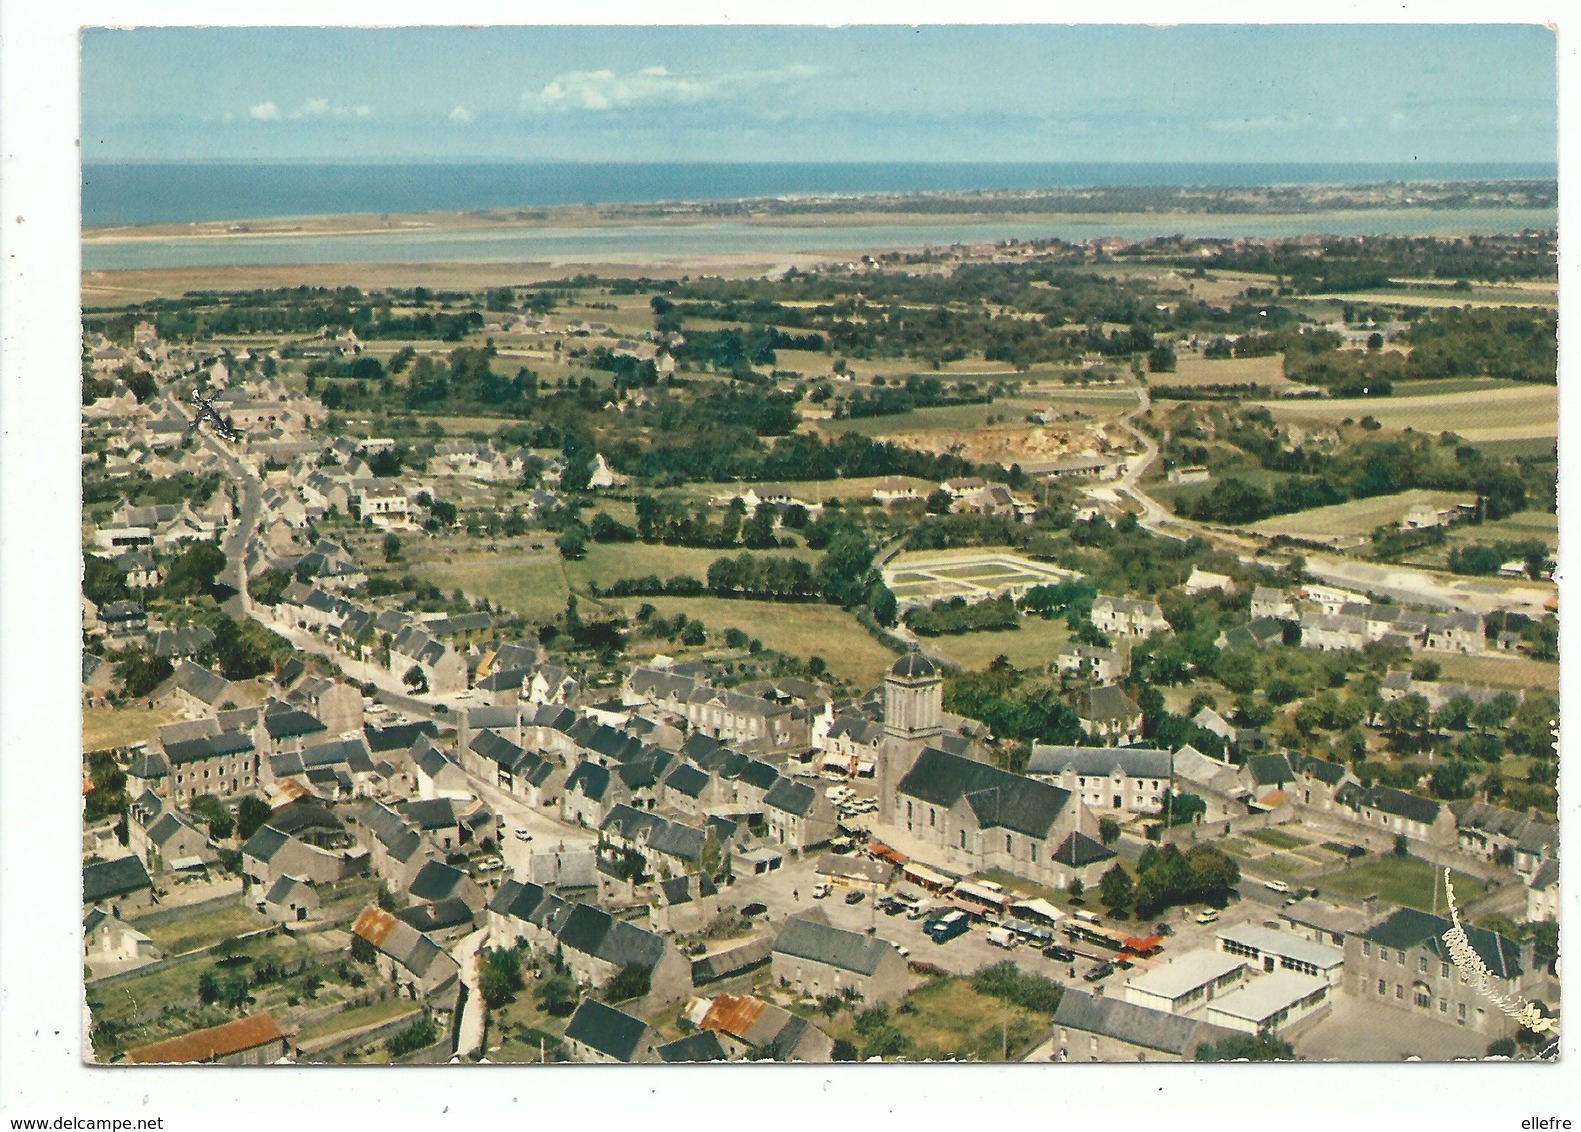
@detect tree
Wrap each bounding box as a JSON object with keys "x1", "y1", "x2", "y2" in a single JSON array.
[
  {"x1": 1196, "y1": 1033, "x2": 1294, "y2": 1062},
  {"x1": 1098, "y1": 816, "x2": 1121, "y2": 845},
  {"x1": 1147, "y1": 345, "x2": 1177, "y2": 373},
  {"x1": 556, "y1": 525, "x2": 588, "y2": 561},
  {"x1": 403, "y1": 665, "x2": 429, "y2": 694},
  {"x1": 189, "y1": 794, "x2": 234, "y2": 840},
  {"x1": 235, "y1": 795, "x2": 272, "y2": 841},
  {"x1": 350, "y1": 934, "x2": 378, "y2": 965},
  {"x1": 536, "y1": 973, "x2": 579, "y2": 1017},
  {"x1": 604, "y1": 963, "x2": 652, "y2": 1003},
  {"x1": 479, "y1": 946, "x2": 525, "y2": 1009},
  {"x1": 1394, "y1": 833, "x2": 1410, "y2": 857},
  {"x1": 1099, "y1": 865, "x2": 1134, "y2": 915},
  {"x1": 1065, "y1": 877, "x2": 1085, "y2": 902},
  {"x1": 382, "y1": 533, "x2": 403, "y2": 563}
]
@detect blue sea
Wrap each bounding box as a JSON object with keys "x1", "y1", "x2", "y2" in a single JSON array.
[
  {"x1": 81, "y1": 162, "x2": 1558, "y2": 272},
  {"x1": 83, "y1": 161, "x2": 1556, "y2": 228}
]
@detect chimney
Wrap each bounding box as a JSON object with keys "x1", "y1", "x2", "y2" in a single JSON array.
[{"x1": 1361, "y1": 894, "x2": 1380, "y2": 924}]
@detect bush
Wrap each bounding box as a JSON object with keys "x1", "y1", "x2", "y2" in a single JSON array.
[
  {"x1": 387, "y1": 1017, "x2": 438, "y2": 1058},
  {"x1": 971, "y1": 962, "x2": 1064, "y2": 1014}
]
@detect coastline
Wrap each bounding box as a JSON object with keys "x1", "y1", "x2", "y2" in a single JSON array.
[{"x1": 82, "y1": 202, "x2": 1559, "y2": 246}]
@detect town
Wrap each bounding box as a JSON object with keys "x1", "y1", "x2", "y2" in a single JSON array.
[{"x1": 80, "y1": 229, "x2": 1559, "y2": 1065}]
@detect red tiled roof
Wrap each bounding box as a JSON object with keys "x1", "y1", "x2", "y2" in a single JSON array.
[
  {"x1": 125, "y1": 1011, "x2": 287, "y2": 1064},
  {"x1": 699, "y1": 993, "x2": 767, "y2": 1039}
]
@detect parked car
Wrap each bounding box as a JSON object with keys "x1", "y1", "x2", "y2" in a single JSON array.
[
  {"x1": 1154, "y1": 922, "x2": 1173, "y2": 936},
  {"x1": 893, "y1": 944, "x2": 911, "y2": 959},
  {"x1": 1042, "y1": 945, "x2": 1077, "y2": 962},
  {"x1": 812, "y1": 882, "x2": 832, "y2": 900},
  {"x1": 741, "y1": 902, "x2": 769, "y2": 919},
  {"x1": 476, "y1": 856, "x2": 505, "y2": 873},
  {"x1": 844, "y1": 889, "x2": 865, "y2": 906},
  {"x1": 1084, "y1": 961, "x2": 1115, "y2": 983},
  {"x1": 515, "y1": 829, "x2": 531, "y2": 842},
  {"x1": 987, "y1": 926, "x2": 1018, "y2": 949},
  {"x1": 1195, "y1": 909, "x2": 1219, "y2": 925},
  {"x1": 1264, "y1": 880, "x2": 1291, "y2": 894}
]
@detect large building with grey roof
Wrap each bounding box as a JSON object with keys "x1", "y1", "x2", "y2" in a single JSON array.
[
  {"x1": 1027, "y1": 744, "x2": 1172, "y2": 814},
  {"x1": 1054, "y1": 988, "x2": 1240, "y2": 1062},
  {"x1": 889, "y1": 746, "x2": 1100, "y2": 890}
]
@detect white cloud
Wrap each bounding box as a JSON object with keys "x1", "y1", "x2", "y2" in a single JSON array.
[
  {"x1": 249, "y1": 101, "x2": 280, "y2": 121},
  {"x1": 222, "y1": 111, "x2": 234, "y2": 123},
  {"x1": 449, "y1": 105, "x2": 474, "y2": 124},
  {"x1": 522, "y1": 63, "x2": 819, "y2": 114},
  {"x1": 299, "y1": 97, "x2": 330, "y2": 118},
  {"x1": 353, "y1": 105, "x2": 374, "y2": 119}
]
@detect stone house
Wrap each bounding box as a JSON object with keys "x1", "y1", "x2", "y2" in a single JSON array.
[{"x1": 770, "y1": 912, "x2": 911, "y2": 1007}]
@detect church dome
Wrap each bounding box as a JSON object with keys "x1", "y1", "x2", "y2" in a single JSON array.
[{"x1": 890, "y1": 650, "x2": 938, "y2": 680}]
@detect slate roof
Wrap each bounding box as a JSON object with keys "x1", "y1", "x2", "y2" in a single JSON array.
[
  {"x1": 564, "y1": 998, "x2": 652, "y2": 1062},
  {"x1": 1080, "y1": 685, "x2": 1141, "y2": 724},
  {"x1": 565, "y1": 762, "x2": 613, "y2": 806},
  {"x1": 896, "y1": 747, "x2": 1072, "y2": 839},
  {"x1": 1339, "y1": 783, "x2": 1442, "y2": 826},
  {"x1": 1299, "y1": 755, "x2": 1350, "y2": 787},
  {"x1": 364, "y1": 720, "x2": 439, "y2": 752},
  {"x1": 1360, "y1": 907, "x2": 1525, "y2": 979},
  {"x1": 263, "y1": 708, "x2": 327, "y2": 742},
  {"x1": 692, "y1": 936, "x2": 776, "y2": 985},
  {"x1": 554, "y1": 902, "x2": 669, "y2": 971},
  {"x1": 488, "y1": 878, "x2": 549, "y2": 923},
  {"x1": 356, "y1": 801, "x2": 426, "y2": 864},
  {"x1": 773, "y1": 913, "x2": 897, "y2": 976},
  {"x1": 762, "y1": 777, "x2": 818, "y2": 818},
  {"x1": 1054, "y1": 988, "x2": 1236, "y2": 1057},
  {"x1": 1049, "y1": 831, "x2": 1117, "y2": 869},
  {"x1": 149, "y1": 626, "x2": 217, "y2": 660},
  {"x1": 398, "y1": 797, "x2": 463, "y2": 831},
  {"x1": 241, "y1": 825, "x2": 292, "y2": 864},
  {"x1": 1450, "y1": 801, "x2": 1558, "y2": 856},
  {"x1": 397, "y1": 898, "x2": 476, "y2": 934},
  {"x1": 657, "y1": 1030, "x2": 730, "y2": 1063},
  {"x1": 408, "y1": 860, "x2": 470, "y2": 903},
  {"x1": 83, "y1": 856, "x2": 153, "y2": 904},
  {"x1": 1245, "y1": 753, "x2": 1298, "y2": 788},
  {"x1": 1027, "y1": 744, "x2": 1171, "y2": 779},
  {"x1": 1529, "y1": 858, "x2": 1560, "y2": 892},
  {"x1": 163, "y1": 730, "x2": 255, "y2": 766},
  {"x1": 890, "y1": 651, "x2": 938, "y2": 680},
  {"x1": 469, "y1": 728, "x2": 525, "y2": 768},
  {"x1": 263, "y1": 875, "x2": 314, "y2": 907},
  {"x1": 663, "y1": 763, "x2": 711, "y2": 799}
]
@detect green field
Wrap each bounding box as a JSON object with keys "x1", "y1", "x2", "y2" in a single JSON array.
[
  {"x1": 1326, "y1": 286, "x2": 1557, "y2": 309},
  {"x1": 83, "y1": 704, "x2": 185, "y2": 753},
  {"x1": 1432, "y1": 652, "x2": 1559, "y2": 694},
  {"x1": 816, "y1": 401, "x2": 1023, "y2": 437},
  {"x1": 1164, "y1": 353, "x2": 1289, "y2": 389},
  {"x1": 1247, "y1": 828, "x2": 1310, "y2": 851},
  {"x1": 136, "y1": 902, "x2": 271, "y2": 956},
  {"x1": 1250, "y1": 489, "x2": 1479, "y2": 543},
  {"x1": 410, "y1": 553, "x2": 570, "y2": 622},
  {"x1": 609, "y1": 595, "x2": 900, "y2": 687},
  {"x1": 566, "y1": 541, "x2": 818, "y2": 592},
  {"x1": 1315, "y1": 855, "x2": 1488, "y2": 914},
  {"x1": 1258, "y1": 384, "x2": 1557, "y2": 442},
  {"x1": 1442, "y1": 509, "x2": 1558, "y2": 550},
  {"x1": 928, "y1": 616, "x2": 1072, "y2": 673}
]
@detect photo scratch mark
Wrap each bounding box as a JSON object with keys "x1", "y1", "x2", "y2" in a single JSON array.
[{"x1": 1442, "y1": 868, "x2": 1557, "y2": 1036}]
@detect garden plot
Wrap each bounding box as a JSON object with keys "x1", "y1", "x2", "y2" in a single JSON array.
[{"x1": 882, "y1": 550, "x2": 1081, "y2": 610}]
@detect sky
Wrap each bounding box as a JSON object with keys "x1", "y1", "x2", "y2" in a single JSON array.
[{"x1": 82, "y1": 24, "x2": 1557, "y2": 164}]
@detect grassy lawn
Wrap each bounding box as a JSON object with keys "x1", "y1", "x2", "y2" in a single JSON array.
[
  {"x1": 83, "y1": 704, "x2": 185, "y2": 752},
  {"x1": 1433, "y1": 652, "x2": 1559, "y2": 694},
  {"x1": 1315, "y1": 855, "x2": 1489, "y2": 914},
  {"x1": 408, "y1": 553, "x2": 570, "y2": 622},
  {"x1": 816, "y1": 401, "x2": 1027, "y2": 437},
  {"x1": 928, "y1": 617, "x2": 1072, "y2": 673},
  {"x1": 487, "y1": 990, "x2": 570, "y2": 1064},
  {"x1": 298, "y1": 997, "x2": 419, "y2": 1046},
  {"x1": 609, "y1": 595, "x2": 899, "y2": 687},
  {"x1": 1247, "y1": 828, "x2": 1310, "y2": 851},
  {"x1": 880, "y1": 977, "x2": 1050, "y2": 1062},
  {"x1": 1442, "y1": 509, "x2": 1558, "y2": 550},
  {"x1": 134, "y1": 902, "x2": 271, "y2": 956}
]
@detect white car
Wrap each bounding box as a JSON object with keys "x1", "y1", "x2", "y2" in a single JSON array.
[
  {"x1": 515, "y1": 829, "x2": 531, "y2": 842},
  {"x1": 1263, "y1": 880, "x2": 1291, "y2": 894},
  {"x1": 476, "y1": 856, "x2": 505, "y2": 872}
]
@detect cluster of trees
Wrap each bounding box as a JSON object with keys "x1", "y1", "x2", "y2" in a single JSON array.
[
  {"x1": 1167, "y1": 232, "x2": 1556, "y2": 291},
  {"x1": 905, "y1": 594, "x2": 1020, "y2": 636},
  {"x1": 705, "y1": 554, "x2": 822, "y2": 602},
  {"x1": 1177, "y1": 422, "x2": 1530, "y2": 526},
  {"x1": 944, "y1": 659, "x2": 1084, "y2": 758},
  {"x1": 83, "y1": 469, "x2": 224, "y2": 511},
  {"x1": 834, "y1": 375, "x2": 992, "y2": 420},
  {"x1": 1128, "y1": 843, "x2": 1240, "y2": 917},
  {"x1": 1447, "y1": 539, "x2": 1549, "y2": 578},
  {"x1": 1407, "y1": 307, "x2": 1557, "y2": 384},
  {"x1": 631, "y1": 495, "x2": 787, "y2": 550}
]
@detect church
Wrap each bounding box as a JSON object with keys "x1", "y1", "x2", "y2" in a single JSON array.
[{"x1": 877, "y1": 651, "x2": 1112, "y2": 890}]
